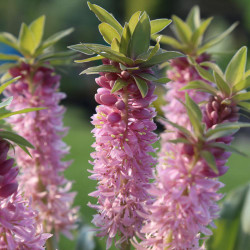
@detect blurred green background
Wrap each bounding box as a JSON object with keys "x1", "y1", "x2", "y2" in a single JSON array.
[{"x1": 1, "y1": 0, "x2": 250, "y2": 249}]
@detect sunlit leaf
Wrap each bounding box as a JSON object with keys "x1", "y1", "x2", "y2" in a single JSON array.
[
  {"x1": 80, "y1": 65, "x2": 120, "y2": 75},
  {"x1": 200, "y1": 61, "x2": 224, "y2": 78},
  {"x1": 232, "y1": 77, "x2": 250, "y2": 93},
  {"x1": 119, "y1": 23, "x2": 131, "y2": 55},
  {"x1": 152, "y1": 34, "x2": 183, "y2": 50},
  {"x1": 128, "y1": 11, "x2": 141, "y2": 34},
  {"x1": 195, "y1": 64, "x2": 215, "y2": 82},
  {"x1": 0, "y1": 32, "x2": 18, "y2": 50},
  {"x1": 233, "y1": 92, "x2": 250, "y2": 102},
  {"x1": 0, "y1": 53, "x2": 20, "y2": 61},
  {"x1": 111, "y1": 38, "x2": 120, "y2": 52},
  {"x1": 181, "y1": 80, "x2": 217, "y2": 95},
  {"x1": 201, "y1": 150, "x2": 218, "y2": 173},
  {"x1": 18, "y1": 23, "x2": 35, "y2": 55},
  {"x1": 150, "y1": 19, "x2": 171, "y2": 34},
  {"x1": 0, "y1": 76, "x2": 21, "y2": 94},
  {"x1": 98, "y1": 22, "x2": 120, "y2": 45},
  {"x1": 0, "y1": 97, "x2": 13, "y2": 109},
  {"x1": 111, "y1": 78, "x2": 127, "y2": 93},
  {"x1": 214, "y1": 71, "x2": 231, "y2": 96},
  {"x1": 133, "y1": 76, "x2": 148, "y2": 98},
  {"x1": 186, "y1": 6, "x2": 200, "y2": 31}
]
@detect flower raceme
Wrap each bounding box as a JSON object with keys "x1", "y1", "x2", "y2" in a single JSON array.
[
  {"x1": 0, "y1": 16, "x2": 78, "y2": 245},
  {"x1": 69, "y1": 2, "x2": 183, "y2": 248},
  {"x1": 139, "y1": 47, "x2": 250, "y2": 249}
]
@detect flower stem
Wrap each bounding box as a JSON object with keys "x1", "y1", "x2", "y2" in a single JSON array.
[
  {"x1": 46, "y1": 235, "x2": 58, "y2": 250},
  {"x1": 121, "y1": 240, "x2": 131, "y2": 250}
]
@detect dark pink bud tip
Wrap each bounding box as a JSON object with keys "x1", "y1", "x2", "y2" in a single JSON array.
[
  {"x1": 127, "y1": 83, "x2": 139, "y2": 93},
  {"x1": 121, "y1": 71, "x2": 130, "y2": 80},
  {"x1": 132, "y1": 109, "x2": 151, "y2": 119},
  {"x1": 105, "y1": 73, "x2": 118, "y2": 81},
  {"x1": 107, "y1": 112, "x2": 121, "y2": 124},
  {"x1": 9, "y1": 67, "x2": 21, "y2": 77},
  {"x1": 115, "y1": 100, "x2": 126, "y2": 110},
  {"x1": 0, "y1": 159, "x2": 14, "y2": 175},
  {"x1": 100, "y1": 94, "x2": 117, "y2": 106},
  {"x1": 0, "y1": 183, "x2": 18, "y2": 198}
]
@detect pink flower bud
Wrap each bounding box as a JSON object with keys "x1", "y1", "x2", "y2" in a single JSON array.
[
  {"x1": 105, "y1": 73, "x2": 118, "y2": 81},
  {"x1": 100, "y1": 94, "x2": 117, "y2": 106},
  {"x1": 107, "y1": 112, "x2": 121, "y2": 124},
  {"x1": 115, "y1": 100, "x2": 125, "y2": 110},
  {"x1": 0, "y1": 183, "x2": 18, "y2": 198},
  {"x1": 96, "y1": 76, "x2": 111, "y2": 89},
  {"x1": 132, "y1": 109, "x2": 151, "y2": 119},
  {"x1": 0, "y1": 159, "x2": 14, "y2": 175},
  {"x1": 95, "y1": 93, "x2": 102, "y2": 104},
  {"x1": 33, "y1": 71, "x2": 44, "y2": 83},
  {"x1": 121, "y1": 71, "x2": 130, "y2": 80},
  {"x1": 211, "y1": 111, "x2": 218, "y2": 123}
]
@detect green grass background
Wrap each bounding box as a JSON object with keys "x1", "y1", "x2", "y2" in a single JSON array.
[{"x1": 58, "y1": 105, "x2": 250, "y2": 250}]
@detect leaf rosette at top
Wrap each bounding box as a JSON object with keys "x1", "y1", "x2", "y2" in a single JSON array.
[
  {"x1": 0, "y1": 77, "x2": 46, "y2": 156},
  {"x1": 183, "y1": 47, "x2": 250, "y2": 112},
  {"x1": 162, "y1": 93, "x2": 250, "y2": 174},
  {"x1": 0, "y1": 15, "x2": 75, "y2": 71},
  {"x1": 152, "y1": 5, "x2": 238, "y2": 56},
  {"x1": 68, "y1": 2, "x2": 184, "y2": 97}
]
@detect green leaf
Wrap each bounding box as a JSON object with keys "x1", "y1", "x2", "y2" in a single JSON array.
[
  {"x1": 80, "y1": 65, "x2": 120, "y2": 75},
  {"x1": 0, "y1": 97, "x2": 13, "y2": 109},
  {"x1": 152, "y1": 34, "x2": 183, "y2": 50},
  {"x1": 0, "y1": 32, "x2": 18, "y2": 50},
  {"x1": 200, "y1": 61, "x2": 224, "y2": 78},
  {"x1": 181, "y1": 80, "x2": 217, "y2": 95},
  {"x1": 77, "y1": 43, "x2": 134, "y2": 65},
  {"x1": 214, "y1": 71, "x2": 231, "y2": 96},
  {"x1": 191, "y1": 17, "x2": 213, "y2": 47},
  {"x1": 137, "y1": 73, "x2": 170, "y2": 84},
  {"x1": 111, "y1": 78, "x2": 127, "y2": 93},
  {"x1": 201, "y1": 150, "x2": 218, "y2": 173},
  {"x1": 233, "y1": 92, "x2": 250, "y2": 102},
  {"x1": 111, "y1": 38, "x2": 120, "y2": 52},
  {"x1": 0, "y1": 76, "x2": 21, "y2": 94},
  {"x1": 160, "y1": 117, "x2": 194, "y2": 139},
  {"x1": 208, "y1": 142, "x2": 248, "y2": 157},
  {"x1": 98, "y1": 22, "x2": 120, "y2": 45},
  {"x1": 41, "y1": 28, "x2": 74, "y2": 51},
  {"x1": 18, "y1": 23, "x2": 36, "y2": 55},
  {"x1": 195, "y1": 64, "x2": 215, "y2": 82},
  {"x1": 68, "y1": 44, "x2": 96, "y2": 55},
  {"x1": 38, "y1": 50, "x2": 76, "y2": 62},
  {"x1": 186, "y1": 6, "x2": 200, "y2": 31},
  {"x1": 128, "y1": 12, "x2": 151, "y2": 59},
  {"x1": 0, "y1": 63, "x2": 18, "y2": 74},
  {"x1": 168, "y1": 138, "x2": 191, "y2": 144},
  {"x1": 0, "y1": 107, "x2": 46, "y2": 120},
  {"x1": 140, "y1": 51, "x2": 184, "y2": 68},
  {"x1": 18, "y1": 144, "x2": 32, "y2": 157},
  {"x1": 87, "y1": 2, "x2": 123, "y2": 35},
  {"x1": 233, "y1": 77, "x2": 250, "y2": 93},
  {"x1": 172, "y1": 15, "x2": 192, "y2": 44},
  {"x1": 119, "y1": 23, "x2": 131, "y2": 55},
  {"x1": 0, "y1": 131, "x2": 34, "y2": 148},
  {"x1": 133, "y1": 76, "x2": 148, "y2": 98},
  {"x1": 29, "y1": 15, "x2": 45, "y2": 51},
  {"x1": 147, "y1": 37, "x2": 161, "y2": 61},
  {"x1": 238, "y1": 102, "x2": 250, "y2": 111},
  {"x1": 128, "y1": 11, "x2": 141, "y2": 34},
  {"x1": 184, "y1": 93, "x2": 203, "y2": 137},
  {"x1": 150, "y1": 19, "x2": 172, "y2": 35},
  {"x1": 198, "y1": 22, "x2": 238, "y2": 54},
  {"x1": 0, "y1": 53, "x2": 20, "y2": 61},
  {"x1": 225, "y1": 46, "x2": 247, "y2": 86}
]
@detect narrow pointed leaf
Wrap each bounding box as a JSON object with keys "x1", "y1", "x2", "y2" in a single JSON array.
[
  {"x1": 191, "y1": 17, "x2": 213, "y2": 47},
  {"x1": 152, "y1": 34, "x2": 183, "y2": 50},
  {"x1": 195, "y1": 64, "x2": 215, "y2": 82},
  {"x1": 29, "y1": 15, "x2": 45, "y2": 51},
  {"x1": 209, "y1": 142, "x2": 248, "y2": 157},
  {"x1": 111, "y1": 78, "x2": 127, "y2": 93},
  {"x1": 87, "y1": 2, "x2": 123, "y2": 35},
  {"x1": 233, "y1": 92, "x2": 250, "y2": 102},
  {"x1": 168, "y1": 138, "x2": 191, "y2": 144},
  {"x1": 214, "y1": 71, "x2": 231, "y2": 96},
  {"x1": 225, "y1": 46, "x2": 247, "y2": 86},
  {"x1": 0, "y1": 63, "x2": 17, "y2": 74},
  {"x1": 201, "y1": 150, "x2": 218, "y2": 173},
  {"x1": 238, "y1": 102, "x2": 250, "y2": 111},
  {"x1": 181, "y1": 80, "x2": 217, "y2": 95},
  {"x1": 41, "y1": 28, "x2": 74, "y2": 50},
  {"x1": 0, "y1": 76, "x2": 21, "y2": 94},
  {"x1": 128, "y1": 12, "x2": 151, "y2": 59},
  {"x1": 18, "y1": 23, "x2": 35, "y2": 55},
  {"x1": 119, "y1": 23, "x2": 131, "y2": 55},
  {"x1": 0, "y1": 131, "x2": 34, "y2": 148},
  {"x1": 198, "y1": 22, "x2": 238, "y2": 54},
  {"x1": 68, "y1": 44, "x2": 96, "y2": 55},
  {"x1": 140, "y1": 51, "x2": 183, "y2": 68},
  {"x1": 0, "y1": 32, "x2": 18, "y2": 50},
  {"x1": 186, "y1": 6, "x2": 200, "y2": 31},
  {"x1": 150, "y1": 19, "x2": 172, "y2": 34},
  {"x1": 111, "y1": 38, "x2": 120, "y2": 52},
  {"x1": 0, "y1": 107, "x2": 46, "y2": 120},
  {"x1": 128, "y1": 11, "x2": 141, "y2": 34},
  {"x1": 233, "y1": 77, "x2": 250, "y2": 93},
  {"x1": 200, "y1": 61, "x2": 224, "y2": 78},
  {"x1": 0, "y1": 97, "x2": 13, "y2": 109},
  {"x1": 0, "y1": 53, "x2": 20, "y2": 61},
  {"x1": 98, "y1": 22, "x2": 120, "y2": 45},
  {"x1": 133, "y1": 76, "x2": 148, "y2": 98},
  {"x1": 172, "y1": 15, "x2": 192, "y2": 44},
  {"x1": 80, "y1": 65, "x2": 120, "y2": 75}
]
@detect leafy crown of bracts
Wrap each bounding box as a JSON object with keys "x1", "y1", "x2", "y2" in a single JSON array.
[
  {"x1": 0, "y1": 77, "x2": 44, "y2": 156},
  {"x1": 152, "y1": 6, "x2": 238, "y2": 56},
  {"x1": 68, "y1": 2, "x2": 184, "y2": 98},
  {"x1": 0, "y1": 15, "x2": 74, "y2": 72}
]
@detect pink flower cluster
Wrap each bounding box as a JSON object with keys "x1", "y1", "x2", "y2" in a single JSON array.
[
  {"x1": 5, "y1": 62, "x2": 78, "y2": 238},
  {"x1": 0, "y1": 139, "x2": 51, "y2": 249},
  {"x1": 138, "y1": 55, "x2": 239, "y2": 249},
  {"x1": 89, "y1": 60, "x2": 158, "y2": 248}
]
